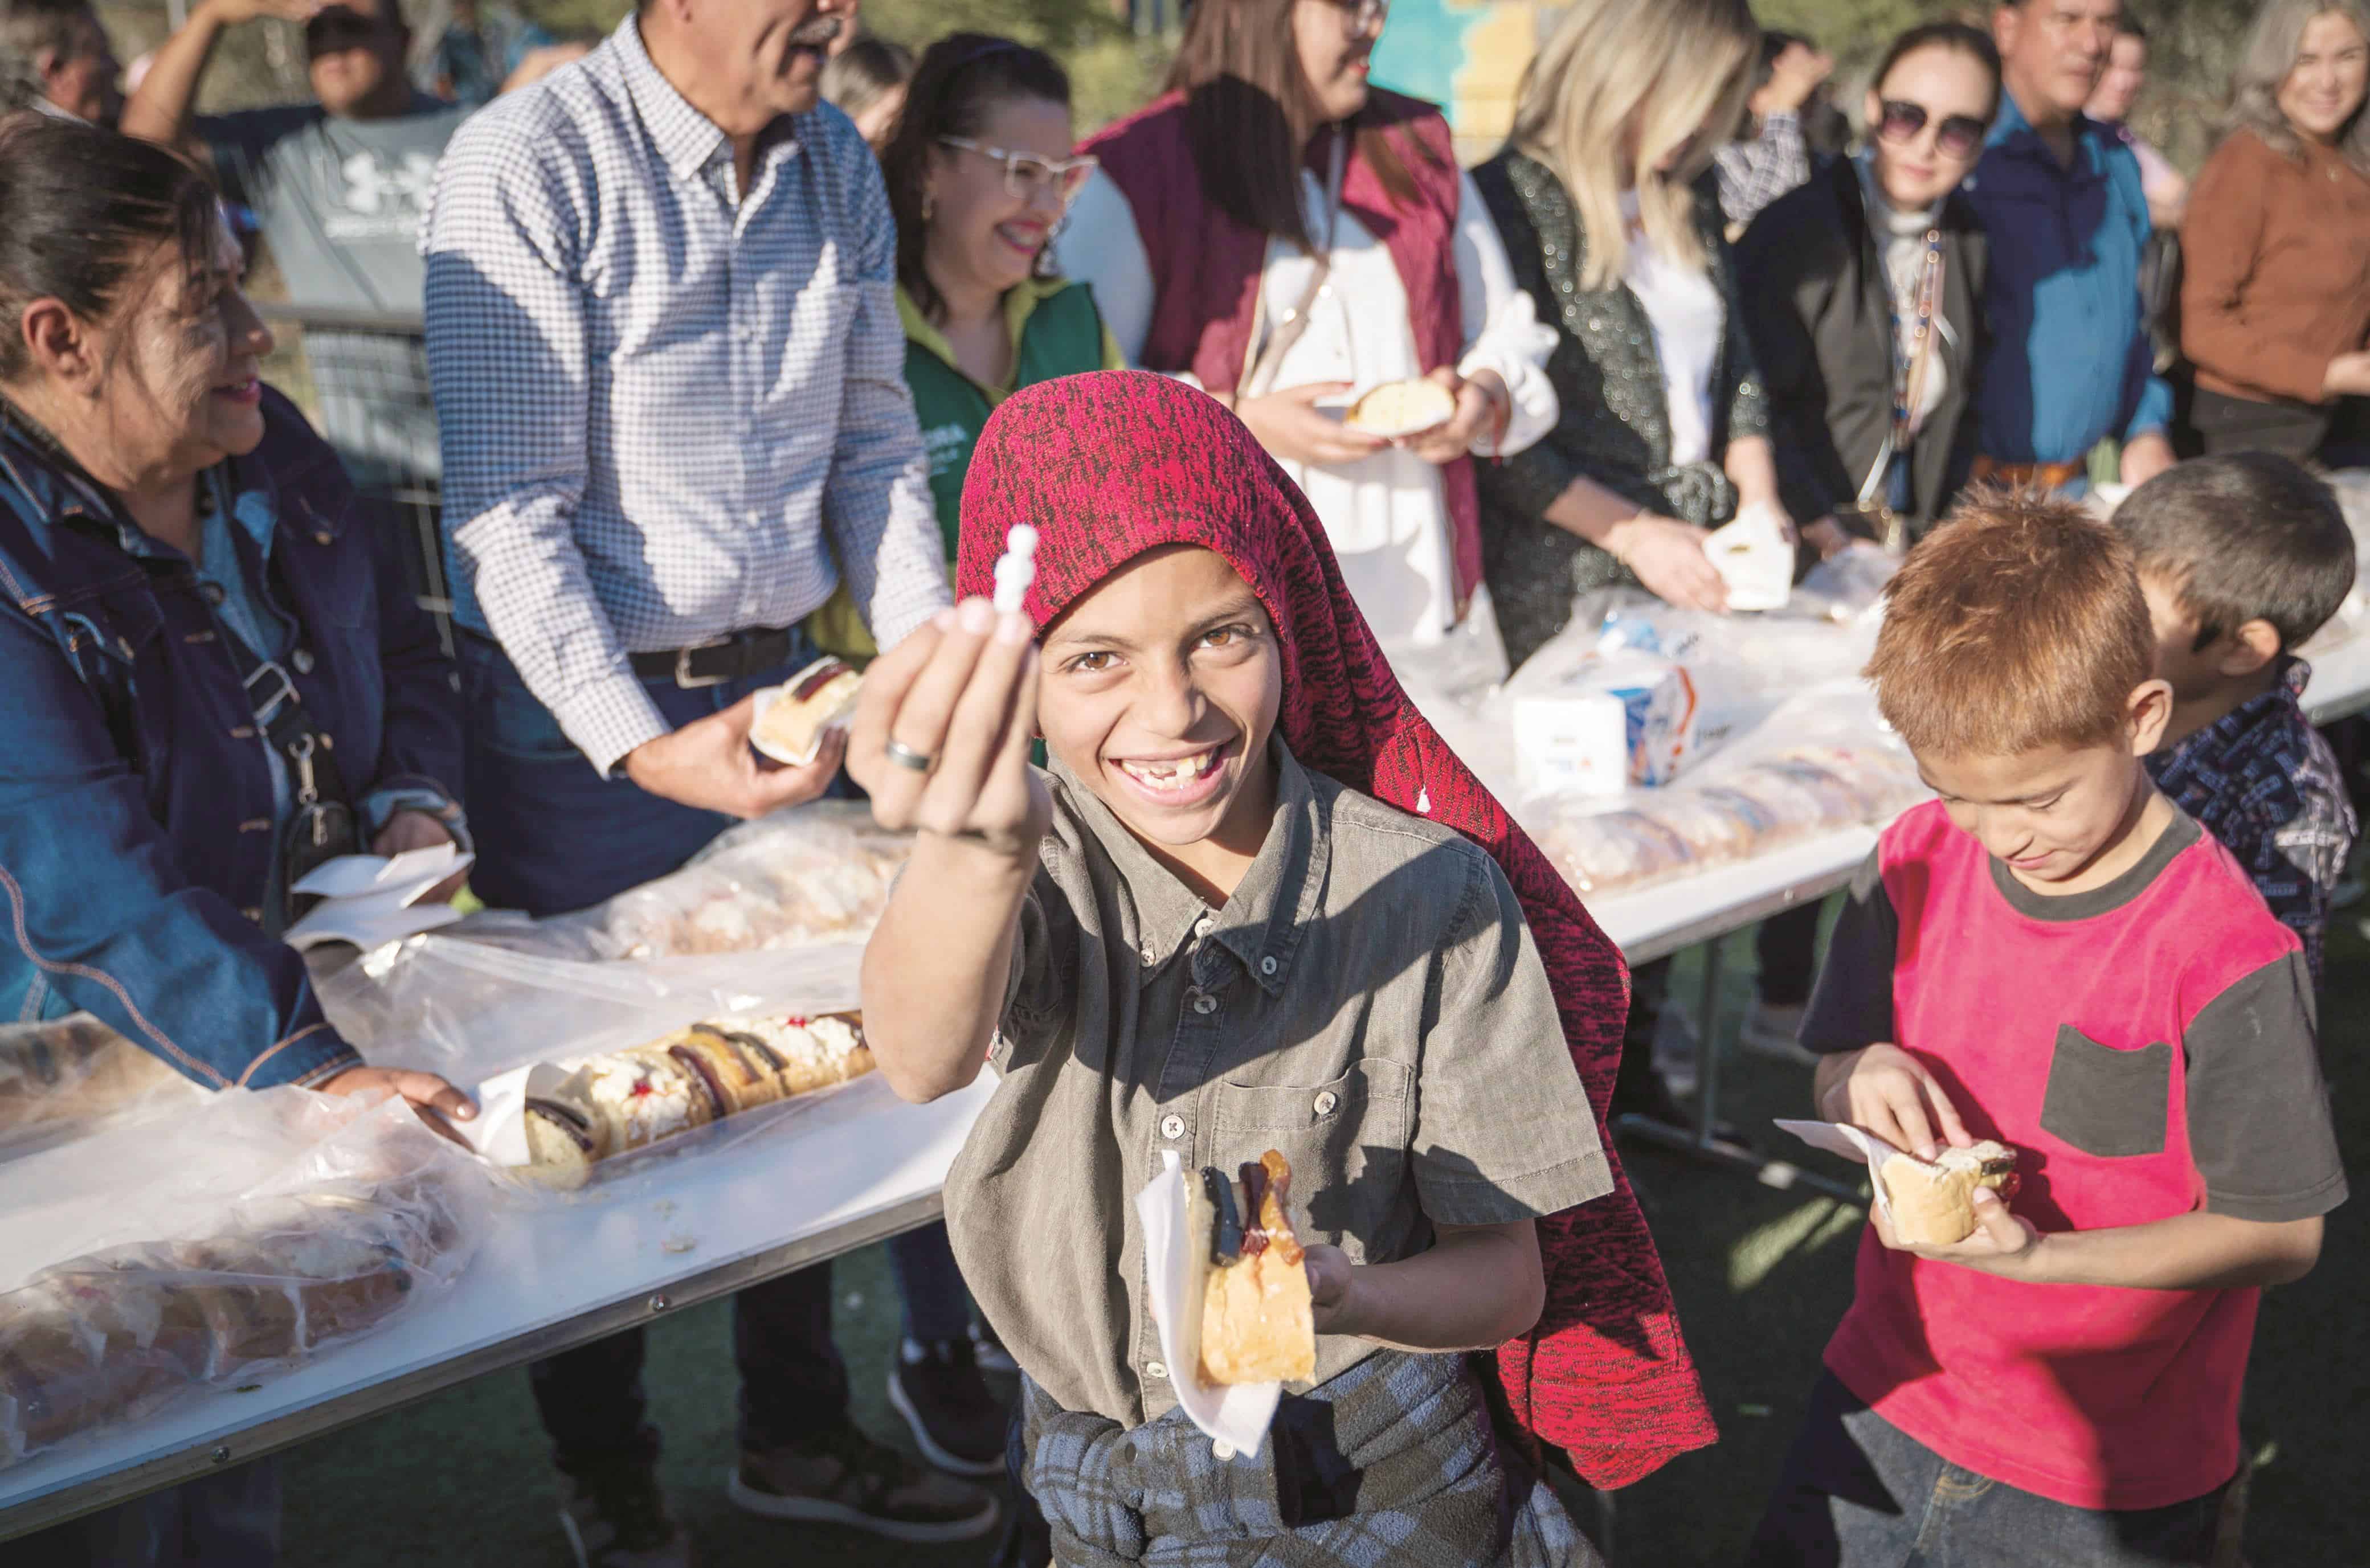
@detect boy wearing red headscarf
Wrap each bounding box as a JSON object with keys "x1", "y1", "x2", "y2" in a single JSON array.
[{"x1": 851, "y1": 372, "x2": 1709, "y2": 1563}]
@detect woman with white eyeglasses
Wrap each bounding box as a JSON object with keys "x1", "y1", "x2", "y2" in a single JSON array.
[
  {"x1": 800, "y1": 30, "x2": 1121, "y2": 1484},
  {"x1": 806, "y1": 32, "x2": 1121, "y2": 668},
  {"x1": 1057, "y1": 0, "x2": 1558, "y2": 650}
]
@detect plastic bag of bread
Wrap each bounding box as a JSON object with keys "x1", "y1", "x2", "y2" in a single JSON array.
[
  {"x1": 1527, "y1": 804, "x2": 1695, "y2": 896},
  {"x1": 0, "y1": 1089, "x2": 487, "y2": 1471},
  {"x1": 583, "y1": 806, "x2": 912, "y2": 960},
  {"x1": 316, "y1": 920, "x2": 867, "y2": 1100},
  {"x1": 1640, "y1": 792, "x2": 1764, "y2": 868},
  {"x1": 0, "y1": 1014, "x2": 206, "y2": 1162}
]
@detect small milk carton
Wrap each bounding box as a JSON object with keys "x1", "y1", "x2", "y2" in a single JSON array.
[
  {"x1": 1514, "y1": 652, "x2": 1701, "y2": 796},
  {"x1": 1515, "y1": 690, "x2": 1631, "y2": 799}
]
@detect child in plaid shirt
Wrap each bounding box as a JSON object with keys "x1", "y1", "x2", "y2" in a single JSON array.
[{"x1": 2114, "y1": 454, "x2": 2360, "y2": 980}]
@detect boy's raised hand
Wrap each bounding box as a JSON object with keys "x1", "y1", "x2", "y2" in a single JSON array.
[
  {"x1": 1817, "y1": 1042, "x2": 1971, "y2": 1162},
  {"x1": 851, "y1": 599, "x2": 1051, "y2": 857}
]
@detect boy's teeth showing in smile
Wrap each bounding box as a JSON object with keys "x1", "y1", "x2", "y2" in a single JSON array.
[{"x1": 1113, "y1": 743, "x2": 1231, "y2": 805}]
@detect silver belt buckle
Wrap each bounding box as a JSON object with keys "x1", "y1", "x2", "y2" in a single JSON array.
[{"x1": 673, "y1": 634, "x2": 735, "y2": 689}]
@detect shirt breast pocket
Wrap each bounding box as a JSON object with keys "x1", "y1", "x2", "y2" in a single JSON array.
[
  {"x1": 2038, "y1": 1025, "x2": 2172, "y2": 1158},
  {"x1": 283, "y1": 498, "x2": 373, "y2": 632},
  {"x1": 1212, "y1": 1058, "x2": 1413, "y2": 1258},
  {"x1": 54, "y1": 583, "x2": 167, "y2": 772}
]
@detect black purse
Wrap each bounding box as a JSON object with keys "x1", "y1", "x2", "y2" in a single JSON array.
[{"x1": 218, "y1": 620, "x2": 361, "y2": 937}]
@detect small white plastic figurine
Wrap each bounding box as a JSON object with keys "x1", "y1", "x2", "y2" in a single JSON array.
[{"x1": 992, "y1": 523, "x2": 1040, "y2": 615}]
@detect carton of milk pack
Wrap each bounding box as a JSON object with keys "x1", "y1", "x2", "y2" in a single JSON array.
[{"x1": 1515, "y1": 652, "x2": 1701, "y2": 797}]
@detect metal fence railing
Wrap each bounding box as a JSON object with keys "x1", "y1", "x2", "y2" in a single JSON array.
[{"x1": 255, "y1": 303, "x2": 455, "y2": 654}]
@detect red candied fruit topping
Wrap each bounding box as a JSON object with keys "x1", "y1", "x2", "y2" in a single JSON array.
[{"x1": 790, "y1": 660, "x2": 848, "y2": 702}]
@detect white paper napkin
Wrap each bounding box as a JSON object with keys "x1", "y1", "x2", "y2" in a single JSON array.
[
  {"x1": 1135, "y1": 1150, "x2": 1281, "y2": 1457},
  {"x1": 283, "y1": 844, "x2": 473, "y2": 951},
  {"x1": 450, "y1": 1061, "x2": 553, "y2": 1164},
  {"x1": 290, "y1": 844, "x2": 468, "y2": 900},
  {"x1": 1706, "y1": 501, "x2": 1795, "y2": 612},
  {"x1": 1772, "y1": 1119, "x2": 1906, "y2": 1228}
]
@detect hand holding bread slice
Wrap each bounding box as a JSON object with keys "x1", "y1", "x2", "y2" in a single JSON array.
[
  {"x1": 1875, "y1": 1140, "x2": 2020, "y2": 1247},
  {"x1": 1343, "y1": 378, "x2": 1457, "y2": 440},
  {"x1": 751, "y1": 657, "x2": 863, "y2": 766}
]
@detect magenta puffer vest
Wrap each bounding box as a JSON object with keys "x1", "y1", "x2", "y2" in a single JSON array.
[{"x1": 1085, "y1": 89, "x2": 1484, "y2": 609}]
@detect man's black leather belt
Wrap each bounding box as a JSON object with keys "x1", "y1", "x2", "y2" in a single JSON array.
[{"x1": 627, "y1": 627, "x2": 799, "y2": 689}]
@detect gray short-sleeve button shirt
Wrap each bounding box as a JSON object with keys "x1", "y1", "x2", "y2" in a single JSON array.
[{"x1": 947, "y1": 745, "x2": 1614, "y2": 1428}]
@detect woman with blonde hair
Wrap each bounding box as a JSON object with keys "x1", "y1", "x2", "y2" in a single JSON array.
[
  {"x1": 1474, "y1": 0, "x2": 1785, "y2": 1133},
  {"x1": 2181, "y1": 0, "x2": 2370, "y2": 460},
  {"x1": 1472, "y1": 0, "x2": 1788, "y2": 674}
]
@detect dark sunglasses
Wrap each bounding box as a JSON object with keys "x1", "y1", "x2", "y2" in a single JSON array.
[
  {"x1": 1876, "y1": 99, "x2": 1989, "y2": 159},
  {"x1": 304, "y1": 7, "x2": 386, "y2": 54}
]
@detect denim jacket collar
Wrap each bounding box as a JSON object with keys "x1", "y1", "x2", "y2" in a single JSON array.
[{"x1": 1, "y1": 402, "x2": 312, "y2": 575}]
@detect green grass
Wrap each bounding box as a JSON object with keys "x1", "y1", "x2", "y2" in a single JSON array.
[{"x1": 281, "y1": 919, "x2": 2370, "y2": 1565}]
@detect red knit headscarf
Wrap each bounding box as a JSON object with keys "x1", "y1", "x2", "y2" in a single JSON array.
[{"x1": 955, "y1": 371, "x2": 1715, "y2": 1486}]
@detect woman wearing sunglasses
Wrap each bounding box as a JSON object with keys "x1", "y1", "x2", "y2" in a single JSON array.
[
  {"x1": 1721, "y1": 23, "x2": 1998, "y2": 1116},
  {"x1": 1735, "y1": 21, "x2": 2000, "y2": 562},
  {"x1": 1056, "y1": 0, "x2": 1558, "y2": 650}
]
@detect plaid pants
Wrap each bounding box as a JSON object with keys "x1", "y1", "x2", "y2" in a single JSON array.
[{"x1": 1018, "y1": 1350, "x2": 1599, "y2": 1566}]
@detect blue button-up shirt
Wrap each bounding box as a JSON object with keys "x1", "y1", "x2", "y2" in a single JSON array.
[{"x1": 1964, "y1": 94, "x2": 2171, "y2": 467}]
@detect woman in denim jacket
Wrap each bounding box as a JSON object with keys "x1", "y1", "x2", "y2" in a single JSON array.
[
  {"x1": 0, "y1": 119, "x2": 475, "y2": 1115},
  {"x1": 1, "y1": 112, "x2": 477, "y2": 1568}
]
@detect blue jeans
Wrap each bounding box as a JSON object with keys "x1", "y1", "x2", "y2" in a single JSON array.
[
  {"x1": 886, "y1": 1221, "x2": 974, "y2": 1344},
  {"x1": 1744, "y1": 1372, "x2": 2232, "y2": 1567},
  {"x1": 457, "y1": 633, "x2": 969, "y2": 1460}
]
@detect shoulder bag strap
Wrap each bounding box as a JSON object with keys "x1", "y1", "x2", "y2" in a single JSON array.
[{"x1": 1236, "y1": 128, "x2": 1349, "y2": 404}]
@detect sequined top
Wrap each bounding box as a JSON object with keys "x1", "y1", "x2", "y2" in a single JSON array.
[{"x1": 1470, "y1": 152, "x2": 1771, "y2": 669}]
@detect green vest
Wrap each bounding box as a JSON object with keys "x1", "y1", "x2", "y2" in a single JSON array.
[
  {"x1": 808, "y1": 277, "x2": 1114, "y2": 660},
  {"x1": 906, "y1": 279, "x2": 1111, "y2": 560}
]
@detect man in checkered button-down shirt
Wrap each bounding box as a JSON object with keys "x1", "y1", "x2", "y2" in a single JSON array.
[
  {"x1": 423, "y1": 0, "x2": 950, "y2": 811},
  {"x1": 420, "y1": 3, "x2": 987, "y2": 1561}
]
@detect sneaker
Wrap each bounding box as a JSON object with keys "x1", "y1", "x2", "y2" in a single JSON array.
[
  {"x1": 888, "y1": 1336, "x2": 1009, "y2": 1476},
  {"x1": 728, "y1": 1424, "x2": 999, "y2": 1542},
  {"x1": 557, "y1": 1464, "x2": 692, "y2": 1568},
  {"x1": 970, "y1": 1320, "x2": 1018, "y2": 1377},
  {"x1": 1738, "y1": 999, "x2": 1817, "y2": 1064}
]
